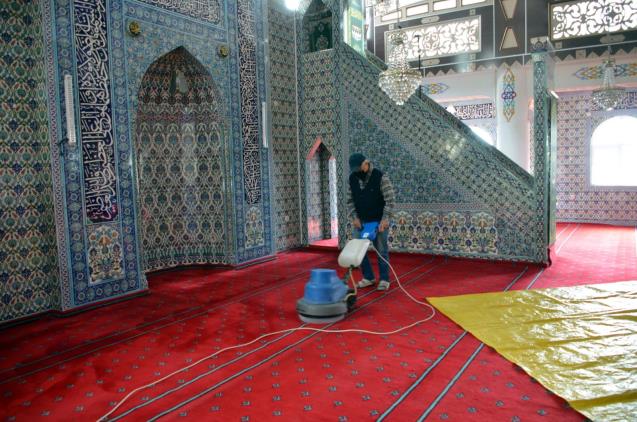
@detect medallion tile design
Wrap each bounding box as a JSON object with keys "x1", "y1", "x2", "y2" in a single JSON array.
[
  {"x1": 136, "y1": 0, "x2": 222, "y2": 25},
  {"x1": 245, "y1": 205, "x2": 265, "y2": 248},
  {"x1": 0, "y1": 0, "x2": 60, "y2": 322},
  {"x1": 74, "y1": 0, "x2": 119, "y2": 223},
  {"x1": 422, "y1": 82, "x2": 450, "y2": 96},
  {"x1": 574, "y1": 62, "x2": 637, "y2": 80},
  {"x1": 501, "y1": 67, "x2": 517, "y2": 122},
  {"x1": 87, "y1": 224, "x2": 125, "y2": 283},
  {"x1": 556, "y1": 92, "x2": 637, "y2": 224},
  {"x1": 135, "y1": 47, "x2": 228, "y2": 271}
]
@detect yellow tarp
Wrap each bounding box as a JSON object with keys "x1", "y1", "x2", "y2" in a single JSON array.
[{"x1": 428, "y1": 281, "x2": 637, "y2": 422}]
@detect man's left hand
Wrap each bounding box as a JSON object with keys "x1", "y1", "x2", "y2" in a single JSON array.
[{"x1": 378, "y1": 219, "x2": 390, "y2": 232}]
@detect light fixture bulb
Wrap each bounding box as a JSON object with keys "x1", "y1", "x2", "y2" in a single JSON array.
[{"x1": 285, "y1": 0, "x2": 300, "y2": 11}]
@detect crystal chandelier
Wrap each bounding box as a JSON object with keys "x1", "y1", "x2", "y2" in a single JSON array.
[
  {"x1": 378, "y1": 31, "x2": 422, "y2": 106},
  {"x1": 591, "y1": 58, "x2": 626, "y2": 111}
]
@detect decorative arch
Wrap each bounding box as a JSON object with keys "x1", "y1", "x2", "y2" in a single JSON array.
[
  {"x1": 135, "y1": 47, "x2": 230, "y2": 271},
  {"x1": 302, "y1": 0, "x2": 333, "y2": 53},
  {"x1": 306, "y1": 138, "x2": 339, "y2": 243},
  {"x1": 590, "y1": 115, "x2": 637, "y2": 187}
]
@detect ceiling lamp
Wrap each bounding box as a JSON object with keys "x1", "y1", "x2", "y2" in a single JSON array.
[
  {"x1": 591, "y1": 57, "x2": 626, "y2": 111},
  {"x1": 378, "y1": 31, "x2": 422, "y2": 106}
]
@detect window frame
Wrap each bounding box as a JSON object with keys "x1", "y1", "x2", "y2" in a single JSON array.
[
  {"x1": 549, "y1": 0, "x2": 637, "y2": 41},
  {"x1": 383, "y1": 15, "x2": 482, "y2": 61},
  {"x1": 586, "y1": 111, "x2": 637, "y2": 192},
  {"x1": 373, "y1": 0, "x2": 492, "y2": 26}
]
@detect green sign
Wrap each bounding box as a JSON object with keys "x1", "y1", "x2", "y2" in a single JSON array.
[{"x1": 344, "y1": 0, "x2": 365, "y2": 55}]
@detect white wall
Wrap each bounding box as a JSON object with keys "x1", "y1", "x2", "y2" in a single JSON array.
[{"x1": 422, "y1": 49, "x2": 637, "y2": 173}]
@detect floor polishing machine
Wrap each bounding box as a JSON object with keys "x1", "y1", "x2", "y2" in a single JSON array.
[{"x1": 296, "y1": 222, "x2": 379, "y2": 324}]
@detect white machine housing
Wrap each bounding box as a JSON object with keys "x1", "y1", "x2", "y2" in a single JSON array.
[{"x1": 337, "y1": 239, "x2": 371, "y2": 268}]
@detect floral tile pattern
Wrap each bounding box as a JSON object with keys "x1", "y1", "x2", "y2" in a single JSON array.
[
  {"x1": 556, "y1": 92, "x2": 637, "y2": 225},
  {"x1": 296, "y1": 7, "x2": 550, "y2": 263},
  {"x1": 267, "y1": 1, "x2": 302, "y2": 251},
  {"x1": 87, "y1": 224, "x2": 125, "y2": 283},
  {"x1": 135, "y1": 47, "x2": 228, "y2": 271},
  {"x1": 501, "y1": 67, "x2": 516, "y2": 122},
  {"x1": 0, "y1": 0, "x2": 60, "y2": 321},
  {"x1": 27, "y1": 0, "x2": 272, "y2": 318}
]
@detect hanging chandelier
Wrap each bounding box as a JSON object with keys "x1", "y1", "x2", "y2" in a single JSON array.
[
  {"x1": 591, "y1": 57, "x2": 626, "y2": 111},
  {"x1": 378, "y1": 31, "x2": 422, "y2": 106}
]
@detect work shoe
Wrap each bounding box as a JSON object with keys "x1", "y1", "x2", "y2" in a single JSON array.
[
  {"x1": 377, "y1": 280, "x2": 390, "y2": 291},
  {"x1": 357, "y1": 278, "x2": 375, "y2": 288}
]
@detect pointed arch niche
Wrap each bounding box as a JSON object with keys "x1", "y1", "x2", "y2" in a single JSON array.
[
  {"x1": 302, "y1": 0, "x2": 333, "y2": 53},
  {"x1": 135, "y1": 47, "x2": 229, "y2": 271},
  {"x1": 305, "y1": 139, "x2": 338, "y2": 245}
]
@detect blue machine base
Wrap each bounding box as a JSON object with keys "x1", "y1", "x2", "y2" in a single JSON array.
[{"x1": 296, "y1": 268, "x2": 355, "y2": 324}]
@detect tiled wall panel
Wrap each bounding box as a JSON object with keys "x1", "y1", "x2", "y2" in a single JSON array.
[
  {"x1": 335, "y1": 46, "x2": 545, "y2": 262},
  {"x1": 0, "y1": 1, "x2": 60, "y2": 321},
  {"x1": 268, "y1": 0, "x2": 303, "y2": 251},
  {"x1": 295, "y1": 0, "x2": 549, "y2": 263},
  {"x1": 27, "y1": 0, "x2": 272, "y2": 315},
  {"x1": 556, "y1": 92, "x2": 637, "y2": 225},
  {"x1": 135, "y1": 48, "x2": 228, "y2": 271}
]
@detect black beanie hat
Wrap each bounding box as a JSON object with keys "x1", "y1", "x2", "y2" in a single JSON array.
[{"x1": 349, "y1": 153, "x2": 366, "y2": 171}]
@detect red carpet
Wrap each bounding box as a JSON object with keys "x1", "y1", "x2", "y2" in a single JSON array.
[
  {"x1": 1, "y1": 223, "x2": 634, "y2": 421},
  {"x1": 309, "y1": 238, "x2": 339, "y2": 250}
]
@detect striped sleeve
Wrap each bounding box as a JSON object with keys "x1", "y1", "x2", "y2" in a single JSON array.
[
  {"x1": 346, "y1": 185, "x2": 357, "y2": 219},
  {"x1": 381, "y1": 174, "x2": 395, "y2": 221}
]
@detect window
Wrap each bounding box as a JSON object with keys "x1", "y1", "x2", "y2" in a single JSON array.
[
  {"x1": 381, "y1": 11, "x2": 402, "y2": 22},
  {"x1": 551, "y1": 0, "x2": 637, "y2": 40},
  {"x1": 398, "y1": 0, "x2": 422, "y2": 7},
  {"x1": 385, "y1": 16, "x2": 481, "y2": 60},
  {"x1": 406, "y1": 4, "x2": 429, "y2": 16},
  {"x1": 469, "y1": 125, "x2": 495, "y2": 146},
  {"x1": 590, "y1": 115, "x2": 637, "y2": 186},
  {"x1": 375, "y1": 0, "x2": 492, "y2": 25},
  {"x1": 433, "y1": 0, "x2": 456, "y2": 10}
]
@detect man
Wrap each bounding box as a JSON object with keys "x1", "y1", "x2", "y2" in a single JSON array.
[{"x1": 347, "y1": 153, "x2": 395, "y2": 291}]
